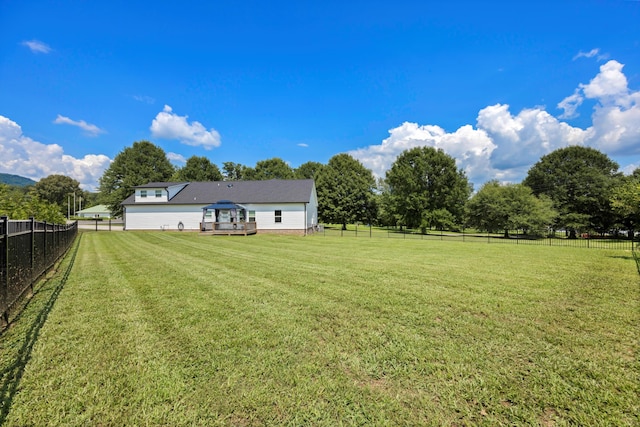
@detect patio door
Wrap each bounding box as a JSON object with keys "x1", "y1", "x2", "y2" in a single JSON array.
[{"x1": 218, "y1": 209, "x2": 230, "y2": 223}]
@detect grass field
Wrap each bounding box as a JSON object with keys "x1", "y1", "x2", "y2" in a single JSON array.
[{"x1": 1, "y1": 231, "x2": 638, "y2": 426}]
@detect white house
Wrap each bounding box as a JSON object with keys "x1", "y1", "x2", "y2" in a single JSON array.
[{"x1": 121, "y1": 179, "x2": 318, "y2": 235}]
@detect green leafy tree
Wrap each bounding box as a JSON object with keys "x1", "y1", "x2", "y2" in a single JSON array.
[
  {"x1": 610, "y1": 170, "x2": 640, "y2": 237},
  {"x1": 172, "y1": 156, "x2": 223, "y2": 181},
  {"x1": 0, "y1": 184, "x2": 66, "y2": 223},
  {"x1": 222, "y1": 162, "x2": 248, "y2": 181},
  {"x1": 33, "y1": 174, "x2": 83, "y2": 213},
  {"x1": 466, "y1": 181, "x2": 556, "y2": 237},
  {"x1": 244, "y1": 158, "x2": 294, "y2": 180},
  {"x1": 316, "y1": 154, "x2": 377, "y2": 229},
  {"x1": 295, "y1": 161, "x2": 324, "y2": 180},
  {"x1": 523, "y1": 146, "x2": 620, "y2": 237},
  {"x1": 98, "y1": 141, "x2": 175, "y2": 217},
  {"x1": 384, "y1": 147, "x2": 471, "y2": 230},
  {"x1": 375, "y1": 178, "x2": 397, "y2": 227}
]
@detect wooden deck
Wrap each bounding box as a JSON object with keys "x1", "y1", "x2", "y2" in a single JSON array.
[{"x1": 200, "y1": 221, "x2": 257, "y2": 236}]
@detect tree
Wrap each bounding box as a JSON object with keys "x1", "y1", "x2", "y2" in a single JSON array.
[
  {"x1": 98, "y1": 141, "x2": 175, "y2": 217},
  {"x1": 0, "y1": 184, "x2": 66, "y2": 223},
  {"x1": 244, "y1": 158, "x2": 294, "y2": 180},
  {"x1": 222, "y1": 162, "x2": 248, "y2": 181},
  {"x1": 295, "y1": 161, "x2": 324, "y2": 180},
  {"x1": 316, "y1": 154, "x2": 377, "y2": 229},
  {"x1": 610, "y1": 170, "x2": 640, "y2": 237},
  {"x1": 33, "y1": 174, "x2": 83, "y2": 213},
  {"x1": 523, "y1": 146, "x2": 620, "y2": 238},
  {"x1": 466, "y1": 181, "x2": 556, "y2": 237},
  {"x1": 384, "y1": 147, "x2": 471, "y2": 230},
  {"x1": 173, "y1": 156, "x2": 223, "y2": 182}
]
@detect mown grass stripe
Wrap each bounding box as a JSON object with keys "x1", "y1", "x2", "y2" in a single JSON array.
[{"x1": 1, "y1": 232, "x2": 638, "y2": 426}]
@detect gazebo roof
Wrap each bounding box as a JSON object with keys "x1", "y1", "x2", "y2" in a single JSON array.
[{"x1": 202, "y1": 200, "x2": 246, "y2": 210}]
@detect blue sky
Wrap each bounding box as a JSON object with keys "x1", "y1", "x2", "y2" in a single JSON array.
[{"x1": 1, "y1": 0, "x2": 639, "y2": 190}]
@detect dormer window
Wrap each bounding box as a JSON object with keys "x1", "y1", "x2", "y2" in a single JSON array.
[
  {"x1": 155, "y1": 189, "x2": 162, "y2": 198},
  {"x1": 140, "y1": 190, "x2": 147, "y2": 198}
]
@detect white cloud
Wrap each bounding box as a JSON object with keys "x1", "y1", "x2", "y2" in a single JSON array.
[
  {"x1": 579, "y1": 60, "x2": 640, "y2": 154},
  {"x1": 132, "y1": 95, "x2": 156, "y2": 104},
  {"x1": 297, "y1": 143, "x2": 309, "y2": 147},
  {"x1": 53, "y1": 115, "x2": 105, "y2": 136},
  {"x1": 349, "y1": 59, "x2": 640, "y2": 187},
  {"x1": 21, "y1": 39, "x2": 52, "y2": 54},
  {"x1": 557, "y1": 90, "x2": 584, "y2": 119},
  {"x1": 580, "y1": 60, "x2": 629, "y2": 99},
  {"x1": 167, "y1": 152, "x2": 187, "y2": 163},
  {"x1": 150, "y1": 105, "x2": 221, "y2": 149},
  {"x1": 573, "y1": 48, "x2": 600, "y2": 60},
  {"x1": 573, "y1": 48, "x2": 608, "y2": 61},
  {"x1": 0, "y1": 115, "x2": 111, "y2": 191},
  {"x1": 349, "y1": 121, "x2": 496, "y2": 185}
]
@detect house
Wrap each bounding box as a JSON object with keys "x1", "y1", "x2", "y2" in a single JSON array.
[
  {"x1": 120, "y1": 179, "x2": 318, "y2": 235},
  {"x1": 75, "y1": 204, "x2": 113, "y2": 219}
]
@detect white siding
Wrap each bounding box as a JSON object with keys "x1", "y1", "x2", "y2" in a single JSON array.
[
  {"x1": 243, "y1": 203, "x2": 306, "y2": 231},
  {"x1": 125, "y1": 202, "x2": 312, "y2": 232},
  {"x1": 125, "y1": 205, "x2": 203, "y2": 230},
  {"x1": 135, "y1": 188, "x2": 168, "y2": 203}
]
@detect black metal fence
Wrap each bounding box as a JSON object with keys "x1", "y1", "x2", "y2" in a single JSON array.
[
  {"x1": 319, "y1": 225, "x2": 638, "y2": 251},
  {"x1": 1, "y1": 216, "x2": 78, "y2": 325}
]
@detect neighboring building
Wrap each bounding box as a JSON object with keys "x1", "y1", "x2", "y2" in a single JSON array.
[
  {"x1": 76, "y1": 204, "x2": 113, "y2": 218},
  {"x1": 120, "y1": 179, "x2": 318, "y2": 235}
]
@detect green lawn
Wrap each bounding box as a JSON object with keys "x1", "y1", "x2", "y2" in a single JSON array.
[{"x1": 1, "y1": 231, "x2": 638, "y2": 426}]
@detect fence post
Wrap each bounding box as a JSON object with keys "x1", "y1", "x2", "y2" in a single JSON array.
[
  {"x1": 1, "y1": 216, "x2": 8, "y2": 325},
  {"x1": 43, "y1": 221, "x2": 47, "y2": 267},
  {"x1": 30, "y1": 217, "x2": 35, "y2": 293}
]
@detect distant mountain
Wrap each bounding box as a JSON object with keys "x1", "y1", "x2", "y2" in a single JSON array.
[{"x1": 0, "y1": 173, "x2": 37, "y2": 187}]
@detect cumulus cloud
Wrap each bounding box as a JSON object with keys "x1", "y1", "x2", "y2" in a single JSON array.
[
  {"x1": 349, "y1": 59, "x2": 640, "y2": 187},
  {"x1": 21, "y1": 39, "x2": 52, "y2": 54},
  {"x1": 0, "y1": 115, "x2": 111, "y2": 190},
  {"x1": 150, "y1": 105, "x2": 221, "y2": 149},
  {"x1": 53, "y1": 114, "x2": 105, "y2": 136}
]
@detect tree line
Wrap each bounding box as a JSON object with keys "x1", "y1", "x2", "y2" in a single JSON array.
[
  {"x1": 4, "y1": 139, "x2": 639, "y2": 238},
  {"x1": 0, "y1": 174, "x2": 96, "y2": 224},
  {"x1": 97, "y1": 141, "x2": 639, "y2": 238}
]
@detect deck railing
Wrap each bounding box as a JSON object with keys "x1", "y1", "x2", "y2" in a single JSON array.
[{"x1": 200, "y1": 221, "x2": 257, "y2": 235}]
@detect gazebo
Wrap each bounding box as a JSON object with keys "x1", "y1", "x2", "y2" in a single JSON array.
[{"x1": 200, "y1": 200, "x2": 256, "y2": 235}]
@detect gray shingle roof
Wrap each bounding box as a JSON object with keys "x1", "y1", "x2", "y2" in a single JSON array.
[{"x1": 121, "y1": 179, "x2": 315, "y2": 206}]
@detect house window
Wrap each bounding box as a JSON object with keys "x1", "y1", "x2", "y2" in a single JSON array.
[
  {"x1": 249, "y1": 210, "x2": 256, "y2": 222},
  {"x1": 155, "y1": 189, "x2": 162, "y2": 198},
  {"x1": 275, "y1": 210, "x2": 282, "y2": 223},
  {"x1": 140, "y1": 190, "x2": 147, "y2": 198}
]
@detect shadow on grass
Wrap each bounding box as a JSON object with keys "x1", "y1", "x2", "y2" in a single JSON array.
[
  {"x1": 0, "y1": 235, "x2": 81, "y2": 425},
  {"x1": 633, "y1": 251, "x2": 640, "y2": 275}
]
